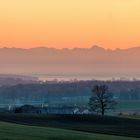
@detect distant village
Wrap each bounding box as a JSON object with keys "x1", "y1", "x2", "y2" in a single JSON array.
[{"x1": 0, "y1": 75, "x2": 140, "y2": 116}]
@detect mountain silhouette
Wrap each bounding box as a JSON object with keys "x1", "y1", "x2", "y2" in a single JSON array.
[{"x1": 0, "y1": 46, "x2": 140, "y2": 79}]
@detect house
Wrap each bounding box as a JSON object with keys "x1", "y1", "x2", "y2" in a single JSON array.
[{"x1": 73, "y1": 107, "x2": 90, "y2": 114}]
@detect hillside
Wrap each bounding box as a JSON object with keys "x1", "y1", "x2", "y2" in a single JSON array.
[
  {"x1": 0, "y1": 114, "x2": 140, "y2": 138},
  {"x1": 0, "y1": 121, "x2": 138, "y2": 140}
]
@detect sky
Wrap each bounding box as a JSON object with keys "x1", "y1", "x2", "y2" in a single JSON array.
[{"x1": 0, "y1": 0, "x2": 140, "y2": 49}]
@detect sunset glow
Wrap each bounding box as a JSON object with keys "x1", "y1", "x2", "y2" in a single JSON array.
[{"x1": 0, "y1": 0, "x2": 140, "y2": 49}]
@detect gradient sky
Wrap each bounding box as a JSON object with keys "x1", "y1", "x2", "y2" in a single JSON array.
[{"x1": 0, "y1": 0, "x2": 140, "y2": 49}]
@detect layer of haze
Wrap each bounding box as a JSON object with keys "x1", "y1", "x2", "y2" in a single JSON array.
[{"x1": 0, "y1": 0, "x2": 140, "y2": 49}]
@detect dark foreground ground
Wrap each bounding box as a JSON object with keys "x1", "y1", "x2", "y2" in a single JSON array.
[
  {"x1": 0, "y1": 113, "x2": 139, "y2": 138},
  {"x1": 0, "y1": 121, "x2": 139, "y2": 140}
]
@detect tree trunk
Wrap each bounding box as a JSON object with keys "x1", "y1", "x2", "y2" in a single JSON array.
[
  {"x1": 101, "y1": 100, "x2": 104, "y2": 116},
  {"x1": 102, "y1": 109, "x2": 104, "y2": 116}
]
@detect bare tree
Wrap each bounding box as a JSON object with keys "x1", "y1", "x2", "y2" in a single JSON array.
[{"x1": 88, "y1": 85, "x2": 116, "y2": 116}]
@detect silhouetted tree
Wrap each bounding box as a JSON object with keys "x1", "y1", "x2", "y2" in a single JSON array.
[{"x1": 88, "y1": 85, "x2": 116, "y2": 116}]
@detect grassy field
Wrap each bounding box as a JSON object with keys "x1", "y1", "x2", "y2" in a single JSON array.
[
  {"x1": 0, "y1": 114, "x2": 140, "y2": 138},
  {"x1": 116, "y1": 100, "x2": 140, "y2": 110},
  {"x1": 0, "y1": 121, "x2": 139, "y2": 140}
]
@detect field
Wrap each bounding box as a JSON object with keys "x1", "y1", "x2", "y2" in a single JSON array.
[
  {"x1": 56, "y1": 100, "x2": 140, "y2": 112},
  {"x1": 0, "y1": 121, "x2": 139, "y2": 140},
  {"x1": 0, "y1": 114, "x2": 140, "y2": 139},
  {"x1": 117, "y1": 100, "x2": 140, "y2": 111}
]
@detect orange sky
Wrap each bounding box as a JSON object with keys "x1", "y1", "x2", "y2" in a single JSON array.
[{"x1": 0, "y1": 0, "x2": 140, "y2": 49}]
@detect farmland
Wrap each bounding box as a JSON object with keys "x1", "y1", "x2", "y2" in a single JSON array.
[
  {"x1": 0, "y1": 114, "x2": 139, "y2": 138},
  {"x1": 0, "y1": 121, "x2": 139, "y2": 140}
]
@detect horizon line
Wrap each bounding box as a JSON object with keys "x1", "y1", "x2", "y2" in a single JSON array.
[{"x1": 0, "y1": 45, "x2": 140, "y2": 51}]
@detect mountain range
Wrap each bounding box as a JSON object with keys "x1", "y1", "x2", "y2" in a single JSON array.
[{"x1": 0, "y1": 46, "x2": 140, "y2": 79}]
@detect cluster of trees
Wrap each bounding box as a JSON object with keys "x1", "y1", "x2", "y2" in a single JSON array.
[
  {"x1": 0, "y1": 80, "x2": 139, "y2": 105},
  {"x1": 0, "y1": 75, "x2": 39, "y2": 86}
]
